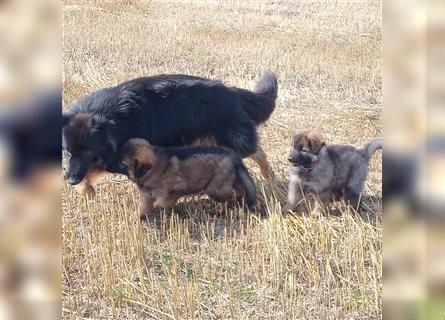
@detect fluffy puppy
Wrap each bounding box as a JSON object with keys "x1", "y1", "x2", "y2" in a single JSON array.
[
  {"x1": 119, "y1": 138, "x2": 257, "y2": 218},
  {"x1": 285, "y1": 130, "x2": 382, "y2": 212}
]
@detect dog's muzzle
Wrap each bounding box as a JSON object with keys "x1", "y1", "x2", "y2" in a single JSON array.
[
  {"x1": 66, "y1": 175, "x2": 82, "y2": 185},
  {"x1": 288, "y1": 153, "x2": 319, "y2": 171}
]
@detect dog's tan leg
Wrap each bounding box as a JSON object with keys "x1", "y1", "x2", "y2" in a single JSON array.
[
  {"x1": 74, "y1": 169, "x2": 103, "y2": 198},
  {"x1": 139, "y1": 191, "x2": 154, "y2": 219},
  {"x1": 284, "y1": 180, "x2": 302, "y2": 212},
  {"x1": 249, "y1": 146, "x2": 274, "y2": 178}
]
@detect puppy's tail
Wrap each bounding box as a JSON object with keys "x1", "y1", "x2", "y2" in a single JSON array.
[
  {"x1": 239, "y1": 71, "x2": 278, "y2": 125},
  {"x1": 360, "y1": 138, "x2": 383, "y2": 161},
  {"x1": 235, "y1": 161, "x2": 257, "y2": 208}
]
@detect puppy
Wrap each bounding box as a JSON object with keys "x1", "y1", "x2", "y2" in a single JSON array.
[
  {"x1": 285, "y1": 130, "x2": 382, "y2": 213},
  {"x1": 119, "y1": 138, "x2": 257, "y2": 218}
]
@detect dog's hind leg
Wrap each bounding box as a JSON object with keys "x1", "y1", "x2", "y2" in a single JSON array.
[
  {"x1": 214, "y1": 123, "x2": 273, "y2": 178},
  {"x1": 345, "y1": 188, "x2": 361, "y2": 211},
  {"x1": 206, "y1": 169, "x2": 237, "y2": 203},
  {"x1": 345, "y1": 166, "x2": 368, "y2": 210},
  {"x1": 75, "y1": 168, "x2": 103, "y2": 198},
  {"x1": 249, "y1": 145, "x2": 274, "y2": 178}
]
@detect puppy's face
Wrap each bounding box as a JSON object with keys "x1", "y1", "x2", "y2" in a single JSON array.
[
  {"x1": 119, "y1": 138, "x2": 156, "y2": 181},
  {"x1": 288, "y1": 130, "x2": 325, "y2": 169}
]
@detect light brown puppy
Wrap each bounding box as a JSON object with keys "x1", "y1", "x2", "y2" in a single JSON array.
[
  {"x1": 285, "y1": 130, "x2": 382, "y2": 213},
  {"x1": 119, "y1": 138, "x2": 257, "y2": 218}
]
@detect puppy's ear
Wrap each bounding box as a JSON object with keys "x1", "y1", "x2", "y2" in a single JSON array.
[
  {"x1": 133, "y1": 159, "x2": 152, "y2": 179},
  {"x1": 292, "y1": 133, "x2": 304, "y2": 148},
  {"x1": 307, "y1": 130, "x2": 326, "y2": 153}
]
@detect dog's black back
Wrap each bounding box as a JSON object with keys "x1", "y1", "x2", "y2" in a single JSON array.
[{"x1": 62, "y1": 72, "x2": 278, "y2": 185}]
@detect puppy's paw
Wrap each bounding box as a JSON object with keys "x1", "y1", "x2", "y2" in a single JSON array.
[
  {"x1": 137, "y1": 211, "x2": 150, "y2": 221},
  {"x1": 138, "y1": 207, "x2": 153, "y2": 220},
  {"x1": 282, "y1": 203, "x2": 297, "y2": 214}
]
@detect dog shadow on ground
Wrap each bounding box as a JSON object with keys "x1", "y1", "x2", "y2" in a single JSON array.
[
  {"x1": 273, "y1": 187, "x2": 382, "y2": 226},
  {"x1": 139, "y1": 193, "x2": 274, "y2": 241},
  {"x1": 320, "y1": 192, "x2": 382, "y2": 225},
  {"x1": 137, "y1": 177, "x2": 382, "y2": 240}
]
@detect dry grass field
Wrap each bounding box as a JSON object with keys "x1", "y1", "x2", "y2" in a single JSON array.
[{"x1": 62, "y1": 1, "x2": 382, "y2": 319}]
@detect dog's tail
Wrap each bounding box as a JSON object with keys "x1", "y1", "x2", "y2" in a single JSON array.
[
  {"x1": 239, "y1": 71, "x2": 278, "y2": 125},
  {"x1": 360, "y1": 138, "x2": 383, "y2": 161},
  {"x1": 235, "y1": 160, "x2": 257, "y2": 208}
]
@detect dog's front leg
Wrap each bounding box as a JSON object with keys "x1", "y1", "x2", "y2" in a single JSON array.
[
  {"x1": 74, "y1": 168, "x2": 103, "y2": 198},
  {"x1": 312, "y1": 190, "x2": 332, "y2": 215},
  {"x1": 284, "y1": 179, "x2": 302, "y2": 212},
  {"x1": 138, "y1": 190, "x2": 154, "y2": 219}
]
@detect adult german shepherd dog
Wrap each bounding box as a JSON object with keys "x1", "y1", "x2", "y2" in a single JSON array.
[{"x1": 63, "y1": 72, "x2": 278, "y2": 196}]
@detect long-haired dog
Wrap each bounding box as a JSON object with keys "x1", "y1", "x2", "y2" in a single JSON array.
[
  {"x1": 285, "y1": 130, "x2": 382, "y2": 213},
  {"x1": 63, "y1": 72, "x2": 278, "y2": 196},
  {"x1": 119, "y1": 138, "x2": 257, "y2": 218}
]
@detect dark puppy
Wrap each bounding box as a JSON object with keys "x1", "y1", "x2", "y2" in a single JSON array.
[
  {"x1": 285, "y1": 130, "x2": 382, "y2": 213},
  {"x1": 62, "y1": 72, "x2": 278, "y2": 197},
  {"x1": 119, "y1": 138, "x2": 257, "y2": 218}
]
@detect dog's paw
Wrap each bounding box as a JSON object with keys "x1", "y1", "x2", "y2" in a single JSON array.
[
  {"x1": 282, "y1": 207, "x2": 291, "y2": 215},
  {"x1": 282, "y1": 203, "x2": 296, "y2": 214},
  {"x1": 137, "y1": 207, "x2": 153, "y2": 220}
]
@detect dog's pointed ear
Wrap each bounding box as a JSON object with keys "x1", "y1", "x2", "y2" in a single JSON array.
[
  {"x1": 292, "y1": 133, "x2": 303, "y2": 147},
  {"x1": 133, "y1": 159, "x2": 151, "y2": 179},
  {"x1": 307, "y1": 130, "x2": 326, "y2": 153}
]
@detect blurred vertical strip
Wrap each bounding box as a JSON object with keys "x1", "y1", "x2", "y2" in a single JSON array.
[
  {"x1": 383, "y1": 0, "x2": 445, "y2": 319},
  {"x1": 0, "y1": 0, "x2": 61, "y2": 319}
]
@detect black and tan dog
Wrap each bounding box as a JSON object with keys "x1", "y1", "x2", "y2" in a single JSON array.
[
  {"x1": 119, "y1": 138, "x2": 257, "y2": 218},
  {"x1": 62, "y1": 72, "x2": 278, "y2": 197},
  {"x1": 285, "y1": 130, "x2": 382, "y2": 213}
]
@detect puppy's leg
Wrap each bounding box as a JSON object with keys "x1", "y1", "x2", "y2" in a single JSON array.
[
  {"x1": 284, "y1": 180, "x2": 302, "y2": 212},
  {"x1": 75, "y1": 168, "x2": 103, "y2": 198},
  {"x1": 206, "y1": 172, "x2": 237, "y2": 203},
  {"x1": 345, "y1": 188, "x2": 361, "y2": 210},
  {"x1": 249, "y1": 146, "x2": 274, "y2": 178},
  {"x1": 345, "y1": 166, "x2": 367, "y2": 210},
  {"x1": 139, "y1": 190, "x2": 154, "y2": 219},
  {"x1": 312, "y1": 190, "x2": 332, "y2": 215},
  {"x1": 234, "y1": 183, "x2": 243, "y2": 201},
  {"x1": 157, "y1": 195, "x2": 178, "y2": 210}
]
